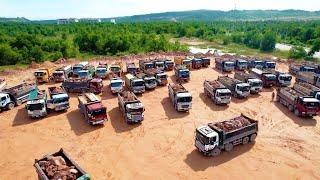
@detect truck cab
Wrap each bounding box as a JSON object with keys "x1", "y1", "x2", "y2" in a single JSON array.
[
  {"x1": 214, "y1": 89, "x2": 231, "y2": 104},
  {"x1": 264, "y1": 61, "x2": 276, "y2": 69},
  {"x1": 26, "y1": 90, "x2": 47, "y2": 118},
  {"x1": 175, "y1": 66, "x2": 190, "y2": 82},
  {"x1": 155, "y1": 73, "x2": 168, "y2": 85},
  {"x1": 89, "y1": 79, "x2": 103, "y2": 94},
  {"x1": 247, "y1": 78, "x2": 263, "y2": 94},
  {"x1": 0, "y1": 93, "x2": 14, "y2": 110},
  {"x1": 263, "y1": 73, "x2": 277, "y2": 87},
  {"x1": 201, "y1": 58, "x2": 210, "y2": 68},
  {"x1": 235, "y1": 83, "x2": 251, "y2": 98},
  {"x1": 77, "y1": 70, "x2": 91, "y2": 79},
  {"x1": 47, "y1": 93, "x2": 69, "y2": 111},
  {"x1": 124, "y1": 102, "x2": 144, "y2": 123},
  {"x1": 95, "y1": 66, "x2": 108, "y2": 79},
  {"x1": 109, "y1": 64, "x2": 122, "y2": 77},
  {"x1": 154, "y1": 60, "x2": 165, "y2": 71},
  {"x1": 164, "y1": 60, "x2": 174, "y2": 70},
  {"x1": 192, "y1": 58, "x2": 202, "y2": 69},
  {"x1": 52, "y1": 70, "x2": 65, "y2": 82},
  {"x1": 72, "y1": 61, "x2": 88, "y2": 76},
  {"x1": 195, "y1": 125, "x2": 219, "y2": 154},
  {"x1": 250, "y1": 60, "x2": 264, "y2": 69},
  {"x1": 34, "y1": 69, "x2": 50, "y2": 83},
  {"x1": 131, "y1": 79, "x2": 145, "y2": 93},
  {"x1": 144, "y1": 76, "x2": 157, "y2": 90},
  {"x1": 175, "y1": 92, "x2": 192, "y2": 111},
  {"x1": 78, "y1": 93, "x2": 107, "y2": 125},
  {"x1": 126, "y1": 63, "x2": 138, "y2": 75},
  {"x1": 235, "y1": 59, "x2": 248, "y2": 70},
  {"x1": 277, "y1": 73, "x2": 292, "y2": 86},
  {"x1": 110, "y1": 78, "x2": 124, "y2": 94},
  {"x1": 296, "y1": 97, "x2": 320, "y2": 116},
  {"x1": 182, "y1": 59, "x2": 192, "y2": 69}
]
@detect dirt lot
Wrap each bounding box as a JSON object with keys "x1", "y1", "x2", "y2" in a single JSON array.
[{"x1": 0, "y1": 59, "x2": 320, "y2": 179}]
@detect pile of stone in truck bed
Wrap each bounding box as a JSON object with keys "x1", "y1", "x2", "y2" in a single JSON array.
[
  {"x1": 38, "y1": 155, "x2": 78, "y2": 180},
  {"x1": 214, "y1": 116, "x2": 252, "y2": 132}
]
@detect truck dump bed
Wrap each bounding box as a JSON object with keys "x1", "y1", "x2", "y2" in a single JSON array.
[
  {"x1": 78, "y1": 93, "x2": 100, "y2": 105},
  {"x1": 169, "y1": 83, "x2": 187, "y2": 93},
  {"x1": 28, "y1": 89, "x2": 46, "y2": 100},
  {"x1": 34, "y1": 148, "x2": 89, "y2": 180},
  {"x1": 48, "y1": 86, "x2": 66, "y2": 96},
  {"x1": 4, "y1": 82, "x2": 36, "y2": 97},
  {"x1": 234, "y1": 71, "x2": 255, "y2": 81},
  {"x1": 204, "y1": 80, "x2": 225, "y2": 89},
  {"x1": 119, "y1": 91, "x2": 138, "y2": 102},
  {"x1": 278, "y1": 87, "x2": 304, "y2": 101},
  {"x1": 293, "y1": 82, "x2": 320, "y2": 96},
  {"x1": 218, "y1": 76, "x2": 239, "y2": 86}
]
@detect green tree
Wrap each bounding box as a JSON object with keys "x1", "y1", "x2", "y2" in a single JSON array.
[
  {"x1": 260, "y1": 32, "x2": 276, "y2": 52},
  {"x1": 289, "y1": 46, "x2": 307, "y2": 59}
]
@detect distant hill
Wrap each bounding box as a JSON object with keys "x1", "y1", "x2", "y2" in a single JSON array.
[
  {"x1": 103, "y1": 10, "x2": 320, "y2": 22},
  {"x1": 0, "y1": 17, "x2": 30, "y2": 23}
]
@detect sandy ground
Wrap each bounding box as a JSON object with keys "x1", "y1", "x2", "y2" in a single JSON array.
[{"x1": 0, "y1": 59, "x2": 320, "y2": 180}]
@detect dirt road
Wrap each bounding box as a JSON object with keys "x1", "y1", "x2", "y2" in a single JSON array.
[{"x1": 0, "y1": 60, "x2": 320, "y2": 179}]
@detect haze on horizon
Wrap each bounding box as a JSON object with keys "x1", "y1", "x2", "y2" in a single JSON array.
[{"x1": 0, "y1": 0, "x2": 319, "y2": 20}]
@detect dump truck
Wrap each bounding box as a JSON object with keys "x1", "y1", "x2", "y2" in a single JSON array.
[
  {"x1": 168, "y1": 83, "x2": 192, "y2": 112},
  {"x1": 217, "y1": 76, "x2": 250, "y2": 98},
  {"x1": 47, "y1": 86, "x2": 70, "y2": 111},
  {"x1": 296, "y1": 72, "x2": 320, "y2": 88},
  {"x1": 62, "y1": 78, "x2": 103, "y2": 94},
  {"x1": 248, "y1": 59, "x2": 264, "y2": 69},
  {"x1": 191, "y1": 58, "x2": 202, "y2": 69},
  {"x1": 52, "y1": 65, "x2": 72, "y2": 82},
  {"x1": 145, "y1": 68, "x2": 168, "y2": 86},
  {"x1": 34, "y1": 148, "x2": 90, "y2": 180},
  {"x1": 174, "y1": 65, "x2": 190, "y2": 82},
  {"x1": 0, "y1": 82, "x2": 36, "y2": 110},
  {"x1": 139, "y1": 60, "x2": 154, "y2": 71},
  {"x1": 201, "y1": 57, "x2": 210, "y2": 68},
  {"x1": 109, "y1": 62, "x2": 122, "y2": 77},
  {"x1": 153, "y1": 60, "x2": 165, "y2": 71},
  {"x1": 215, "y1": 58, "x2": 235, "y2": 72},
  {"x1": 72, "y1": 61, "x2": 88, "y2": 76},
  {"x1": 109, "y1": 75, "x2": 124, "y2": 94},
  {"x1": 273, "y1": 70, "x2": 292, "y2": 87},
  {"x1": 250, "y1": 68, "x2": 277, "y2": 87},
  {"x1": 164, "y1": 59, "x2": 174, "y2": 71},
  {"x1": 0, "y1": 78, "x2": 6, "y2": 91},
  {"x1": 135, "y1": 72, "x2": 157, "y2": 90},
  {"x1": 195, "y1": 114, "x2": 258, "y2": 156},
  {"x1": 234, "y1": 71, "x2": 263, "y2": 94},
  {"x1": 174, "y1": 57, "x2": 191, "y2": 70},
  {"x1": 26, "y1": 89, "x2": 47, "y2": 118},
  {"x1": 77, "y1": 65, "x2": 95, "y2": 79},
  {"x1": 234, "y1": 59, "x2": 248, "y2": 71},
  {"x1": 293, "y1": 82, "x2": 320, "y2": 100},
  {"x1": 95, "y1": 65, "x2": 108, "y2": 79},
  {"x1": 124, "y1": 74, "x2": 145, "y2": 94},
  {"x1": 263, "y1": 60, "x2": 276, "y2": 69},
  {"x1": 276, "y1": 87, "x2": 320, "y2": 117},
  {"x1": 78, "y1": 93, "x2": 107, "y2": 125},
  {"x1": 126, "y1": 62, "x2": 139, "y2": 75},
  {"x1": 203, "y1": 80, "x2": 231, "y2": 105},
  {"x1": 34, "y1": 68, "x2": 54, "y2": 83},
  {"x1": 289, "y1": 64, "x2": 316, "y2": 75},
  {"x1": 118, "y1": 91, "x2": 145, "y2": 123}
]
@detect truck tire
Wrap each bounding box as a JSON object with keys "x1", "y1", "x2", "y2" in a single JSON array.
[
  {"x1": 210, "y1": 147, "x2": 221, "y2": 156},
  {"x1": 242, "y1": 136, "x2": 249, "y2": 145},
  {"x1": 250, "y1": 134, "x2": 257, "y2": 142},
  {"x1": 225, "y1": 143, "x2": 233, "y2": 152},
  {"x1": 16, "y1": 100, "x2": 22, "y2": 106},
  {"x1": 294, "y1": 109, "x2": 300, "y2": 117},
  {"x1": 288, "y1": 105, "x2": 294, "y2": 112},
  {"x1": 7, "y1": 102, "x2": 14, "y2": 110}
]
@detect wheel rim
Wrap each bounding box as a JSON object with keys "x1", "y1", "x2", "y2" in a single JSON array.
[
  {"x1": 8, "y1": 103, "x2": 14, "y2": 109},
  {"x1": 225, "y1": 143, "x2": 233, "y2": 151},
  {"x1": 243, "y1": 137, "x2": 249, "y2": 144},
  {"x1": 250, "y1": 134, "x2": 257, "y2": 142}
]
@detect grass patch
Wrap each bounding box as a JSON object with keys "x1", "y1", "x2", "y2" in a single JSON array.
[{"x1": 0, "y1": 64, "x2": 28, "y2": 72}]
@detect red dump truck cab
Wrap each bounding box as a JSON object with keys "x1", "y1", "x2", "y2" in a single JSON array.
[
  {"x1": 78, "y1": 93, "x2": 107, "y2": 125},
  {"x1": 89, "y1": 78, "x2": 103, "y2": 94},
  {"x1": 277, "y1": 87, "x2": 320, "y2": 117}
]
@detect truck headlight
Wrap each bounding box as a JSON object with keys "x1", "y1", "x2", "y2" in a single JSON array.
[{"x1": 127, "y1": 113, "x2": 132, "y2": 119}]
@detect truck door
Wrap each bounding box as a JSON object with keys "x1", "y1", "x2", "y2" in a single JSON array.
[{"x1": 0, "y1": 96, "x2": 7, "y2": 107}]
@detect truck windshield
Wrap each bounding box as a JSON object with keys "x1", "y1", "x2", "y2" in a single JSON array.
[
  {"x1": 180, "y1": 70, "x2": 189, "y2": 78},
  {"x1": 280, "y1": 76, "x2": 292, "y2": 81},
  {"x1": 303, "y1": 101, "x2": 320, "y2": 108},
  {"x1": 53, "y1": 97, "x2": 69, "y2": 104},
  {"x1": 156, "y1": 63, "x2": 164, "y2": 67},
  {"x1": 53, "y1": 72, "x2": 63, "y2": 77},
  {"x1": 133, "y1": 81, "x2": 144, "y2": 86},
  {"x1": 238, "y1": 61, "x2": 247, "y2": 65},
  {"x1": 158, "y1": 74, "x2": 167, "y2": 79},
  {"x1": 34, "y1": 72, "x2": 44, "y2": 76},
  {"x1": 225, "y1": 62, "x2": 234, "y2": 67},
  {"x1": 73, "y1": 66, "x2": 82, "y2": 72},
  {"x1": 146, "y1": 79, "x2": 156, "y2": 84},
  {"x1": 166, "y1": 62, "x2": 173, "y2": 65},
  {"x1": 128, "y1": 107, "x2": 144, "y2": 113},
  {"x1": 217, "y1": 92, "x2": 231, "y2": 97},
  {"x1": 78, "y1": 71, "x2": 88, "y2": 77},
  {"x1": 196, "y1": 131, "x2": 216, "y2": 145},
  {"x1": 177, "y1": 96, "x2": 192, "y2": 103},
  {"x1": 266, "y1": 75, "x2": 276, "y2": 81},
  {"x1": 238, "y1": 85, "x2": 250, "y2": 92},
  {"x1": 145, "y1": 64, "x2": 154, "y2": 69},
  {"x1": 96, "y1": 69, "x2": 106, "y2": 74},
  {"x1": 110, "y1": 67, "x2": 120, "y2": 72},
  {"x1": 90, "y1": 108, "x2": 106, "y2": 116},
  {"x1": 111, "y1": 82, "x2": 122, "y2": 87},
  {"x1": 266, "y1": 62, "x2": 276, "y2": 68},
  {"x1": 27, "y1": 103, "x2": 44, "y2": 111},
  {"x1": 251, "y1": 81, "x2": 262, "y2": 87},
  {"x1": 183, "y1": 60, "x2": 191, "y2": 65}
]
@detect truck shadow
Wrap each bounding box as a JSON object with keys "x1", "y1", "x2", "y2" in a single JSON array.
[
  {"x1": 250, "y1": 93, "x2": 261, "y2": 99},
  {"x1": 184, "y1": 143, "x2": 255, "y2": 171},
  {"x1": 12, "y1": 107, "x2": 40, "y2": 126},
  {"x1": 169, "y1": 75, "x2": 188, "y2": 84},
  {"x1": 274, "y1": 102, "x2": 317, "y2": 127},
  {"x1": 212, "y1": 67, "x2": 232, "y2": 75},
  {"x1": 231, "y1": 97, "x2": 248, "y2": 104},
  {"x1": 101, "y1": 86, "x2": 117, "y2": 100},
  {"x1": 261, "y1": 87, "x2": 275, "y2": 92},
  {"x1": 160, "y1": 97, "x2": 189, "y2": 119},
  {"x1": 66, "y1": 109, "x2": 104, "y2": 136},
  {"x1": 199, "y1": 93, "x2": 228, "y2": 111},
  {"x1": 109, "y1": 107, "x2": 140, "y2": 133}
]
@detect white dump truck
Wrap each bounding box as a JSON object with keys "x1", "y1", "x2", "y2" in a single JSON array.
[
  {"x1": 118, "y1": 91, "x2": 145, "y2": 124},
  {"x1": 168, "y1": 83, "x2": 192, "y2": 112},
  {"x1": 218, "y1": 76, "x2": 250, "y2": 98},
  {"x1": 203, "y1": 80, "x2": 231, "y2": 105},
  {"x1": 124, "y1": 74, "x2": 145, "y2": 94}
]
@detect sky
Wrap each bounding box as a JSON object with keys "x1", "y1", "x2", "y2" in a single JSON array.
[{"x1": 0, "y1": 0, "x2": 319, "y2": 20}]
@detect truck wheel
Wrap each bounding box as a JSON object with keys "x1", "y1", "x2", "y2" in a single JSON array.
[
  {"x1": 242, "y1": 137, "x2": 249, "y2": 145},
  {"x1": 7, "y1": 102, "x2": 14, "y2": 110},
  {"x1": 294, "y1": 109, "x2": 300, "y2": 117},
  {"x1": 210, "y1": 148, "x2": 221, "y2": 156},
  {"x1": 16, "y1": 100, "x2": 22, "y2": 106},
  {"x1": 288, "y1": 105, "x2": 294, "y2": 112},
  {"x1": 250, "y1": 134, "x2": 257, "y2": 142},
  {"x1": 225, "y1": 143, "x2": 233, "y2": 152}
]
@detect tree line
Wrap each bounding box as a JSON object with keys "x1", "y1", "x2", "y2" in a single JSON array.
[{"x1": 0, "y1": 21, "x2": 319, "y2": 65}]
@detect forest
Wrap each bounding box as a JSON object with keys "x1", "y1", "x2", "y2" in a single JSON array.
[{"x1": 0, "y1": 20, "x2": 320, "y2": 65}]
